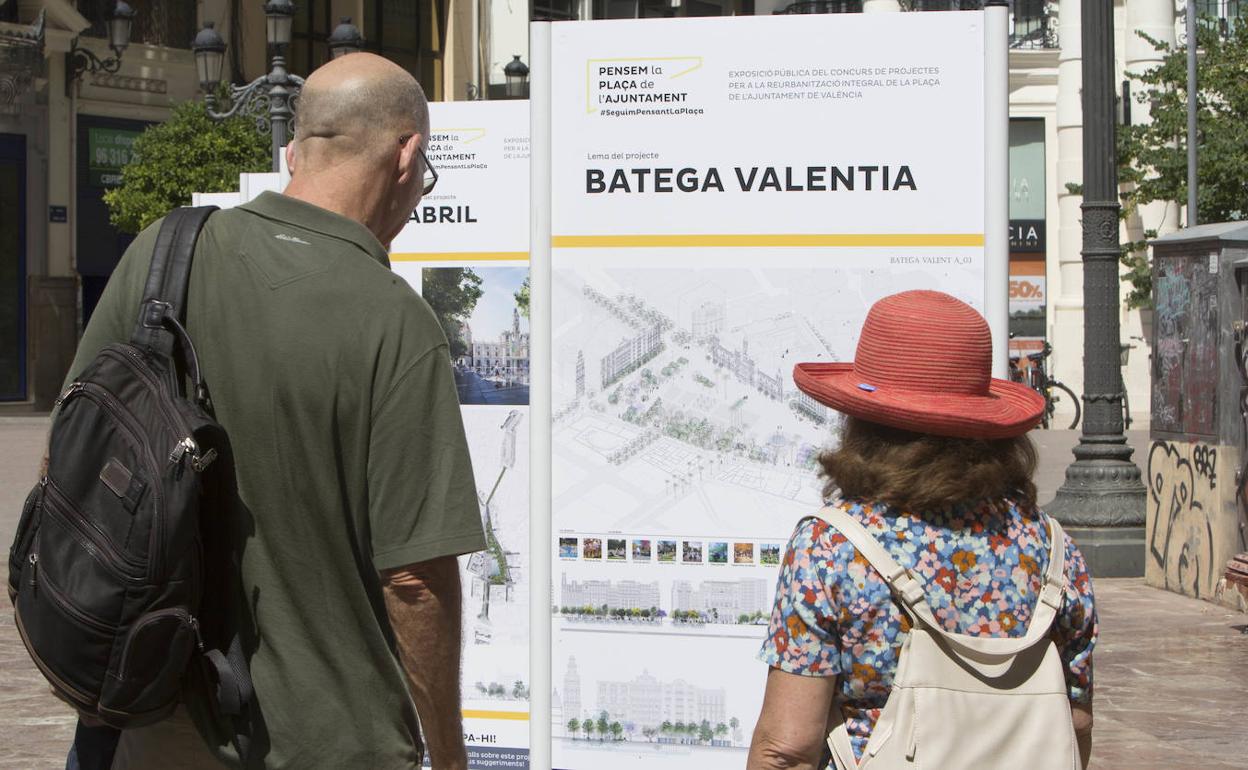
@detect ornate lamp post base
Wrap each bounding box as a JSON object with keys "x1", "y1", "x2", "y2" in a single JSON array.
[{"x1": 1045, "y1": 438, "x2": 1146, "y2": 577}]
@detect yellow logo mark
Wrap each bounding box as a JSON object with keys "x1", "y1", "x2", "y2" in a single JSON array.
[{"x1": 585, "y1": 56, "x2": 704, "y2": 114}]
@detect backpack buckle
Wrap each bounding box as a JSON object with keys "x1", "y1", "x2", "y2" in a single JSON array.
[
  {"x1": 141, "y1": 300, "x2": 172, "y2": 329},
  {"x1": 887, "y1": 567, "x2": 926, "y2": 607},
  {"x1": 1039, "y1": 581, "x2": 1065, "y2": 611}
]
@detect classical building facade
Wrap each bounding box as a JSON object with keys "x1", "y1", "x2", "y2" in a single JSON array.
[
  {"x1": 467, "y1": 307, "x2": 529, "y2": 383},
  {"x1": 560, "y1": 574, "x2": 661, "y2": 610},
  {"x1": 710, "y1": 335, "x2": 784, "y2": 401},
  {"x1": 600, "y1": 325, "x2": 661, "y2": 387},
  {"x1": 595, "y1": 670, "x2": 727, "y2": 729},
  {"x1": 671, "y1": 579, "x2": 770, "y2": 619}
]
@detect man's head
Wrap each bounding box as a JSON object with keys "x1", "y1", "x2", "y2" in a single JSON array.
[{"x1": 285, "y1": 53, "x2": 430, "y2": 246}]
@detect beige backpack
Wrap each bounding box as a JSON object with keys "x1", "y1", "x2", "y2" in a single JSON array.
[{"x1": 820, "y1": 505, "x2": 1080, "y2": 770}]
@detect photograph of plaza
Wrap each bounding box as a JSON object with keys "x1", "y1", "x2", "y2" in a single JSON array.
[
  {"x1": 657, "y1": 540, "x2": 677, "y2": 563},
  {"x1": 560, "y1": 538, "x2": 579, "y2": 560},
  {"x1": 760, "y1": 544, "x2": 782, "y2": 566},
  {"x1": 733, "y1": 543, "x2": 754, "y2": 565},
  {"x1": 583, "y1": 538, "x2": 603, "y2": 560},
  {"x1": 632, "y1": 539, "x2": 652, "y2": 561},
  {"x1": 708, "y1": 542, "x2": 729, "y2": 564},
  {"x1": 423, "y1": 266, "x2": 530, "y2": 405},
  {"x1": 682, "y1": 541, "x2": 703, "y2": 564},
  {"x1": 607, "y1": 538, "x2": 627, "y2": 561}
]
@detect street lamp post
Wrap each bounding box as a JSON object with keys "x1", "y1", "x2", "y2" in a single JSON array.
[
  {"x1": 67, "y1": 0, "x2": 135, "y2": 80},
  {"x1": 504, "y1": 55, "x2": 530, "y2": 100},
  {"x1": 327, "y1": 17, "x2": 364, "y2": 59},
  {"x1": 193, "y1": 6, "x2": 365, "y2": 172},
  {"x1": 1044, "y1": 0, "x2": 1146, "y2": 575}
]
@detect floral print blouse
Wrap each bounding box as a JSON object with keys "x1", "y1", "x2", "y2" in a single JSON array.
[{"x1": 758, "y1": 497, "x2": 1098, "y2": 764}]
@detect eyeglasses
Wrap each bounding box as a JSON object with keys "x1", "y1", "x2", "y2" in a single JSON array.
[
  {"x1": 418, "y1": 145, "x2": 438, "y2": 195},
  {"x1": 400, "y1": 134, "x2": 439, "y2": 195}
]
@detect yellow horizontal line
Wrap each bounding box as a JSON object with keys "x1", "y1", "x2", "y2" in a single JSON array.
[
  {"x1": 390, "y1": 252, "x2": 529, "y2": 262},
  {"x1": 463, "y1": 709, "x2": 531, "y2": 721},
  {"x1": 552, "y1": 234, "x2": 984, "y2": 248}
]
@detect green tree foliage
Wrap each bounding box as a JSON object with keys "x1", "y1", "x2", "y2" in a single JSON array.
[
  {"x1": 103, "y1": 99, "x2": 269, "y2": 234},
  {"x1": 514, "y1": 275, "x2": 530, "y2": 319},
  {"x1": 421, "y1": 267, "x2": 483, "y2": 358},
  {"x1": 1118, "y1": 22, "x2": 1248, "y2": 307}
]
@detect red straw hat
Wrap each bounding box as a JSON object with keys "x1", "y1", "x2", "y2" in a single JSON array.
[{"x1": 793, "y1": 290, "x2": 1044, "y2": 439}]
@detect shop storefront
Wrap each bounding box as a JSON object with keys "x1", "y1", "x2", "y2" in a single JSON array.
[
  {"x1": 1008, "y1": 116, "x2": 1045, "y2": 357},
  {"x1": 76, "y1": 116, "x2": 148, "y2": 325}
]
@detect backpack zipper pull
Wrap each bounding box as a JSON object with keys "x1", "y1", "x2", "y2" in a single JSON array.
[
  {"x1": 192, "y1": 448, "x2": 218, "y2": 473},
  {"x1": 53, "y1": 383, "x2": 82, "y2": 410},
  {"x1": 28, "y1": 553, "x2": 38, "y2": 591},
  {"x1": 169, "y1": 437, "x2": 202, "y2": 479},
  {"x1": 188, "y1": 615, "x2": 204, "y2": 652},
  {"x1": 169, "y1": 438, "x2": 192, "y2": 466}
]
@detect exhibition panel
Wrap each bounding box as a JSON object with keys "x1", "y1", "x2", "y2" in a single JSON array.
[{"x1": 543, "y1": 12, "x2": 990, "y2": 768}]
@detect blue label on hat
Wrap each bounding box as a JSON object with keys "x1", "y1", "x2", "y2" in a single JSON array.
[{"x1": 857, "y1": 383, "x2": 876, "y2": 392}]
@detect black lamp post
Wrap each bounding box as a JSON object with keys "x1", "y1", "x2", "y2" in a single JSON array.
[
  {"x1": 1044, "y1": 0, "x2": 1146, "y2": 575},
  {"x1": 192, "y1": 22, "x2": 226, "y2": 94},
  {"x1": 327, "y1": 17, "x2": 364, "y2": 60},
  {"x1": 504, "y1": 55, "x2": 529, "y2": 100},
  {"x1": 193, "y1": 0, "x2": 308, "y2": 172},
  {"x1": 67, "y1": 0, "x2": 135, "y2": 80}
]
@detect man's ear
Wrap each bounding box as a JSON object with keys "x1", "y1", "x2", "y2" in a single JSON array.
[
  {"x1": 285, "y1": 142, "x2": 298, "y2": 175},
  {"x1": 397, "y1": 132, "x2": 422, "y2": 185}
]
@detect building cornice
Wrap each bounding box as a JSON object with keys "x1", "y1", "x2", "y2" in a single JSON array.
[
  {"x1": 1009, "y1": 48, "x2": 1060, "y2": 91},
  {"x1": 25, "y1": 0, "x2": 89, "y2": 35}
]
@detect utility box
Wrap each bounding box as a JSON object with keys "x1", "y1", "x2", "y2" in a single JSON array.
[{"x1": 1148, "y1": 223, "x2": 1248, "y2": 609}]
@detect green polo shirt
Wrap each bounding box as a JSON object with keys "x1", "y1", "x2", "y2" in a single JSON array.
[{"x1": 68, "y1": 192, "x2": 485, "y2": 768}]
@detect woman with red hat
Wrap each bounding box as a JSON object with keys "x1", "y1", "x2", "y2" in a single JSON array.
[{"x1": 747, "y1": 290, "x2": 1097, "y2": 770}]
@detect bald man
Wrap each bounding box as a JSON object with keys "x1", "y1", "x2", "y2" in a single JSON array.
[{"x1": 60, "y1": 54, "x2": 483, "y2": 769}]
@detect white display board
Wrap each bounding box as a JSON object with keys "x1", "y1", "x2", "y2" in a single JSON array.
[
  {"x1": 390, "y1": 99, "x2": 533, "y2": 770},
  {"x1": 543, "y1": 13, "x2": 989, "y2": 769}
]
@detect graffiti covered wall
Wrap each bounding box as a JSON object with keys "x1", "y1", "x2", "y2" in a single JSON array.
[{"x1": 1146, "y1": 440, "x2": 1247, "y2": 604}]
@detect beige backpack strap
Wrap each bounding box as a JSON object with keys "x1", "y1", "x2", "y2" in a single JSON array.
[
  {"x1": 826, "y1": 710, "x2": 861, "y2": 770},
  {"x1": 818, "y1": 505, "x2": 1068, "y2": 660}
]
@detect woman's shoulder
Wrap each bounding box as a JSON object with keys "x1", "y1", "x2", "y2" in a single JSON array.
[
  {"x1": 791, "y1": 500, "x2": 881, "y2": 564},
  {"x1": 1028, "y1": 504, "x2": 1095, "y2": 587}
]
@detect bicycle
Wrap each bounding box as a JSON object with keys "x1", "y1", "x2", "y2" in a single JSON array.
[{"x1": 1008, "y1": 340, "x2": 1081, "y2": 430}]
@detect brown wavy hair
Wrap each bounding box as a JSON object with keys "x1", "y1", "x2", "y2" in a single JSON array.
[{"x1": 819, "y1": 417, "x2": 1039, "y2": 512}]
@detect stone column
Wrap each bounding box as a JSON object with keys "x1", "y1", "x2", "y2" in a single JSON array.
[
  {"x1": 44, "y1": 48, "x2": 72, "y2": 279},
  {"x1": 30, "y1": 32, "x2": 80, "y2": 409},
  {"x1": 1121, "y1": 0, "x2": 1178, "y2": 413},
  {"x1": 1051, "y1": 0, "x2": 1084, "y2": 414}
]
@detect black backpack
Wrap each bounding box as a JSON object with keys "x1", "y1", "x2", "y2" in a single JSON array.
[{"x1": 7, "y1": 207, "x2": 253, "y2": 748}]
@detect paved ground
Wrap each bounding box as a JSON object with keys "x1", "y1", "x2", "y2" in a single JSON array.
[
  {"x1": 454, "y1": 369, "x2": 530, "y2": 406},
  {"x1": 1, "y1": 419, "x2": 1244, "y2": 768}
]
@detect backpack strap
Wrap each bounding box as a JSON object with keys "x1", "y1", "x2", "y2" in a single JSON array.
[
  {"x1": 818, "y1": 503, "x2": 1068, "y2": 660},
  {"x1": 204, "y1": 636, "x2": 255, "y2": 762},
  {"x1": 131, "y1": 206, "x2": 217, "y2": 359}
]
